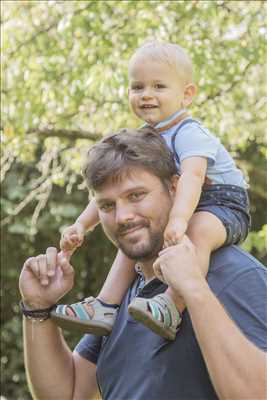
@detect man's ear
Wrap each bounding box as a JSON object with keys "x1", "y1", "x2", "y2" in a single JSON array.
[
  {"x1": 169, "y1": 175, "x2": 179, "y2": 197},
  {"x1": 183, "y1": 83, "x2": 197, "y2": 107}
]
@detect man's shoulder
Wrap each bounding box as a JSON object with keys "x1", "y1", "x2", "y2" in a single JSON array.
[
  {"x1": 210, "y1": 245, "x2": 264, "y2": 271},
  {"x1": 208, "y1": 245, "x2": 266, "y2": 292}
]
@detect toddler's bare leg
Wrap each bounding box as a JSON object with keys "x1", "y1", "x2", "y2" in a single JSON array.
[
  {"x1": 98, "y1": 249, "x2": 136, "y2": 305},
  {"x1": 166, "y1": 211, "x2": 227, "y2": 313}
]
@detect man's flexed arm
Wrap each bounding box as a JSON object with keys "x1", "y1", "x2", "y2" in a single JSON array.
[
  {"x1": 153, "y1": 238, "x2": 267, "y2": 400},
  {"x1": 20, "y1": 248, "x2": 98, "y2": 400}
]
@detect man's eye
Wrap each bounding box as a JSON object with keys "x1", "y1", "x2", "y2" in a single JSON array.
[
  {"x1": 129, "y1": 192, "x2": 146, "y2": 201},
  {"x1": 99, "y1": 203, "x2": 114, "y2": 212}
]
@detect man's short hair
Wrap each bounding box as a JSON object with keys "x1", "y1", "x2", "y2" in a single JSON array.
[{"x1": 82, "y1": 127, "x2": 177, "y2": 192}]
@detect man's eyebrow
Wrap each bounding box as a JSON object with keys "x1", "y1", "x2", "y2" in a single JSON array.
[
  {"x1": 95, "y1": 198, "x2": 112, "y2": 206},
  {"x1": 124, "y1": 186, "x2": 147, "y2": 194},
  {"x1": 96, "y1": 186, "x2": 147, "y2": 204}
]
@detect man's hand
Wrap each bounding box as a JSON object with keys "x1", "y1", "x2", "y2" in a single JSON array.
[
  {"x1": 60, "y1": 222, "x2": 85, "y2": 252},
  {"x1": 163, "y1": 216, "x2": 188, "y2": 248},
  {"x1": 19, "y1": 248, "x2": 74, "y2": 310},
  {"x1": 153, "y1": 235, "x2": 204, "y2": 298}
]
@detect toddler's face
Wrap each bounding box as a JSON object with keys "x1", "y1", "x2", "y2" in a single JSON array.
[{"x1": 128, "y1": 58, "x2": 187, "y2": 126}]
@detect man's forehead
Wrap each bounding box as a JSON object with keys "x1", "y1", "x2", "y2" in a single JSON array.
[{"x1": 94, "y1": 167, "x2": 161, "y2": 199}]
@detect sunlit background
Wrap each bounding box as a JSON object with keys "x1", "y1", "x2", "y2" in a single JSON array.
[{"x1": 1, "y1": 1, "x2": 267, "y2": 398}]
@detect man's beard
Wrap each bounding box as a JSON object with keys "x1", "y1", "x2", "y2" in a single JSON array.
[
  {"x1": 117, "y1": 231, "x2": 164, "y2": 261},
  {"x1": 112, "y1": 221, "x2": 164, "y2": 261}
]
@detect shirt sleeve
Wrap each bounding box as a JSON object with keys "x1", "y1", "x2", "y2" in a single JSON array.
[
  {"x1": 75, "y1": 334, "x2": 103, "y2": 364},
  {"x1": 219, "y1": 267, "x2": 267, "y2": 351},
  {"x1": 174, "y1": 122, "x2": 220, "y2": 166}
]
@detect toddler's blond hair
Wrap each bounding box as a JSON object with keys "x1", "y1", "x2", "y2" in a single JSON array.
[{"x1": 129, "y1": 40, "x2": 193, "y2": 85}]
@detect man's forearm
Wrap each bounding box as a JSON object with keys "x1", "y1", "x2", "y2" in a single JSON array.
[
  {"x1": 24, "y1": 318, "x2": 74, "y2": 400},
  {"x1": 184, "y1": 281, "x2": 267, "y2": 399}
]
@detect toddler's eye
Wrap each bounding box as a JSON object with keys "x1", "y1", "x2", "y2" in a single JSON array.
[
  {"x1": 155, "y1": 84, "x2": 166, "y2": 89},
  {"x1": 131, "y1": 84, "x2": 143, "y2": 90}
]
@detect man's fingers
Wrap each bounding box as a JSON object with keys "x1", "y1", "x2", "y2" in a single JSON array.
[
  {"x1": 159, "y1": 244, "x2": 178, "y2": 256},
  {"x1": 58, "y1": 253, "x2": 74, "y2": 276},
  {"x1": 46, "y1": 247, "x2": 57, "y2": 277},
  {"x1": 165, "y1": 239, "x2": 178, "y2": 248},
  {"x1": 163, "y1": 239, "x2": 171, "y2": 248},
  {"x1": 36, "y1": 255, "x2": 49, "y2": 286},
  {"x1": 24, "y1": 257, "x2": 40, "y2": 278},
  {"x1": 180, "y1": 234, "x2": 195, "y2": 251},
  {"x1": 159, "y1": 247, "x2": 170, "y2": 256},
  {"x1": 153, "y1": 259, "x2": 166, "y2": 283}
]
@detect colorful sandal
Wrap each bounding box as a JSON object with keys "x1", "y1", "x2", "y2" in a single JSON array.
[
  {"x1": 128, "y1": 293, "x2": 182, "y2": 340},
  {"x1": 51, "y1": 296, "x2": 118, "y2": 335}
]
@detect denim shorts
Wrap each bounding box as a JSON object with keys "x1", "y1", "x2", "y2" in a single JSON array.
[{"x1": 196, "y1": 184, "x2": 251, "y2": 246}]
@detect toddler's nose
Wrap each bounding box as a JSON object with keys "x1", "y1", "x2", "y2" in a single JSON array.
[{"x1": 141, "y1": 88, "x2": 153, "y2": 99}]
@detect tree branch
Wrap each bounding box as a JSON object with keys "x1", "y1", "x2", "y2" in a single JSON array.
[
  {"x1": 5, "y1": 3, "x2": 94, "y2": 60},
  {"x1": 199, "y1": 61, "x2": 253, "y2": 105}
]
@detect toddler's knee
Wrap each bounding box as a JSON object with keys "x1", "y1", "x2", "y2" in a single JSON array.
[{"x1": 187, "y1": 220, "x2": 208, "y2": 245}]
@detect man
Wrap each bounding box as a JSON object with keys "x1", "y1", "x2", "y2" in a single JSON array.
[{"x1": 19, "y1": 128, "x2": 267, "y2": 400}]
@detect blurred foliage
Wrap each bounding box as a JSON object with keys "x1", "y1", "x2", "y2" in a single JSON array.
[{"x1": 1, "y1": 0, "x2": 267, "y2": 398}]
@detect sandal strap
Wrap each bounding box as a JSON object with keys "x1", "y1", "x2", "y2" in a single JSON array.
[
  {"x1": 54, "y1": 297, "x2": 117, "y2": 322},
  {"x1": 71, "y1": 303, "x2": 92, "y2": 320},
  {"x1": 147, "y1": 294, "x2": 181, "y2": 329}
]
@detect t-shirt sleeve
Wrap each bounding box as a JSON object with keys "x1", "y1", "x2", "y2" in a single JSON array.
[
  {"x1": 174, "y1": 123, "x2": 220, "y2": 166},
  {"x1": 75, "y1": 334, "x2": 103, "y2": 364},
  {"x1": 219, "y1": 267, "x2": 267, "y2": 351}
]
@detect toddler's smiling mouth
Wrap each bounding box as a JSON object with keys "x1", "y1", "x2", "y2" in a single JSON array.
[{"x1": 140, "y1": 104, "x2": 158, "y2": 109}]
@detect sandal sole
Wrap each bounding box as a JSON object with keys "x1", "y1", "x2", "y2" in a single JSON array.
[
  {"x1": 128, "y1": 301, "x2": 175, "y2": 341},
  {"x1": 51, "y1": 311, "x2": 112, "y2": 336}
]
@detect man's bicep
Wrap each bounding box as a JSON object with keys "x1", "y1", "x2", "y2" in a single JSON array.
[
  {"x1": 73, "y1": 351, "x2": 99, "y2": 399},
  {"x1": 221, "y1": 268, "x2": 267, "y2": 351}
]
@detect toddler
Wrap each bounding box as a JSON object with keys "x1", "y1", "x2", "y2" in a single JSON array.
[{"x1": 51, "y1": 41, "x2": 250, "y2": 340}]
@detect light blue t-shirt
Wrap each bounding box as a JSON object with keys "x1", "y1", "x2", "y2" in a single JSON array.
[{"x1": 152, "y1": 110, "x2": 248, "y2": 188}]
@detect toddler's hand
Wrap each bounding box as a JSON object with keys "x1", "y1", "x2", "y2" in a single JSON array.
[
  {"x1": 163, "y1": 217, "x2": 188, "y2": 248},
  {"x1": 60, "y1": 222, "x2": 85, "y2": 252}
]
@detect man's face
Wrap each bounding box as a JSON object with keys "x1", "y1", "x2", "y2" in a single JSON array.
[
  {"x1": 128, "y1": 57, "x2": 186, "y2": 126},
  {"x1": 95, "y1": 167, "x2": 175, "y2": 261}
]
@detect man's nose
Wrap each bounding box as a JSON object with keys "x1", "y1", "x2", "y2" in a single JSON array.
[{"x1": 115, "y1": 202, "x2": 135, "y2": 225}]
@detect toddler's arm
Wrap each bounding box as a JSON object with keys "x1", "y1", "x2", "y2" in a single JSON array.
[
  {"x1": 164, "y1": 157, "x2": 207, "y2": 247},
  {"x1": 60, "y1": 198, "x2": 99, "y2": 252}
]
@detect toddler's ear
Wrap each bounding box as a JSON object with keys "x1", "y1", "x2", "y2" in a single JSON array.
[{"x1": 183, "y1": 84, "x2": 197, "y2": 107}]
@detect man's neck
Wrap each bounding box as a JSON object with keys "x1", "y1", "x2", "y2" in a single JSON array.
[{"x1": 138, "y1": 259, "x2": 157, "y2": 283}]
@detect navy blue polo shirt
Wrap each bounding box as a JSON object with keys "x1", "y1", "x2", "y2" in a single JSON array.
[{"x1": 76, "y1": 245, "x2": 267, "y2": 400}]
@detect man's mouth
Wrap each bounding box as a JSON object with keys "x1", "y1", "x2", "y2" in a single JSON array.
[{"x1": 118, "y1": 222, "x2": 149, "y2": 237}]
